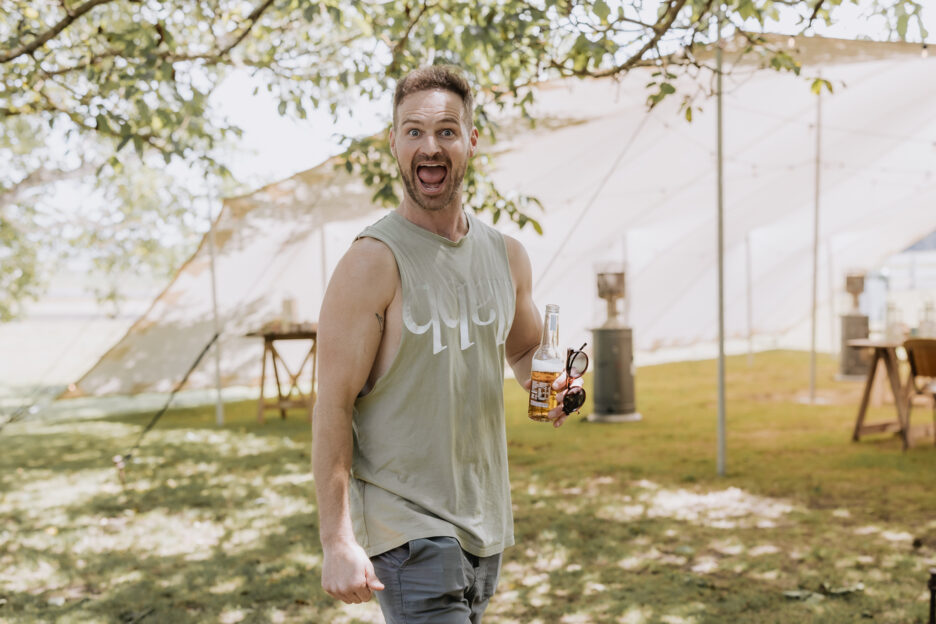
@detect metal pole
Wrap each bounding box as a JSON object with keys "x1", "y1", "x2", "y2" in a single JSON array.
[
  {"x1": 206, "y1": 178, "x2": 225, "y2": 426},
  {"x1": 809, "y1": 77, "x2": 822, "y2": 403},
  {"x1": 319, "y1": 224, "x2": 328, "y2": 297},
  {"x1": 622, "y1": 232, "x2": 630, "y2": 325},
  {"x1": 746, "y1": 231, "x2": 753, "y2": 367},
  {"x1": 716, "y1": 4, "x2": 726, "y2": 477},
  {"x1": 827, "y1": 240, "x2": 837, "y2": 359}
]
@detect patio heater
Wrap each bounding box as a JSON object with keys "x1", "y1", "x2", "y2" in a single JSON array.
[
  {"x1": 587, "y1": 265, "x2": 642, "y2": 423},
  {"x1": 839, "y1": 272, "x2": 870, "y2": 380}
]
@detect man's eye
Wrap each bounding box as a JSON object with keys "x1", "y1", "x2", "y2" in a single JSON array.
[
  {"x1": 441, "y1": 129, "x2": 454, "y2": 137},
  {"x1": 408, "y1": 129, "x2": 420, "y2": 137}
]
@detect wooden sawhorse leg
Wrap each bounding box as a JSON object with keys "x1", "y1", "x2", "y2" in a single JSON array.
[
  {"x1": 257, "y1": 339, "x2": 270, "y2": 423},
  {"x1": 881, "y1": 347, "x2": 909, "y2": 450},
  {"x1": 853, "y1": 349, "x2": 882, "y2": 441}
]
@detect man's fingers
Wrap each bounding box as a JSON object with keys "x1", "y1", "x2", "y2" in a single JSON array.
[
  {"x1": 326, "y1": 588, "x2": 355, "y2": 603},
  {"x1": 365, "y1": 563, "x2": 385, "y2": 591},
  {"x1": 347, "y1": 585, "x2": 371, "y2": 604},
  {"x1": 327, "y1": 587, "x2": 363, "y2": 604},
  {"x1": 549, "y1": 409, "x2": 568, "y2": 428},
  {"x1": 354, "y1": 568, "x2": 376, "y2": 602},
  {"x1": 325, "y1": 575, "x2": 375, "y2": 604},
  {"x1": 321, "y1": 542, "x2": 380, "y2": 604}
]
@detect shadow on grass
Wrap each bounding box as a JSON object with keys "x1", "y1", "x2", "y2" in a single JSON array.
[
  {"x1": 490, "y1": 473, "x2": 933, "y2": 624},
  {"x1": 0, "y1": 404, "x2": 379, "y2": 624},
  {"x1": 2, "y1": 352, "x2": 935, "y2": 623}
]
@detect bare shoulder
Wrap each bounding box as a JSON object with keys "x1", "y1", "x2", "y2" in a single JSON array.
[
  {"x1": 319, "y1": 236, "x2": 398, "y2": 329},
  {"x1": 501, "y1": 233, "x2": 526, "y2": 260},
  {"x1": 316, "y1": 236, "x2": 399, "y2": 403},
  {"x1": 328, "y1": 236, "x2": 398, "y2": 298},
  {"x1": 339, "y1": 236, "x2": 396, "y2": 278},
  {"x1": 501, "y1": 234, "x2": 532, "y2": 289}
]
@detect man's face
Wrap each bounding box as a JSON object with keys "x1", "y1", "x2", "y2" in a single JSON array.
[{"x1": 390, "y1": 89, "x2": 478, "y2": 212}]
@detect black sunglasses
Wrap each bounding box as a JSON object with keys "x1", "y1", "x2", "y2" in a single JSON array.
[{"x1": 562, "y1": 343, "x2": 588, "y2": 415}]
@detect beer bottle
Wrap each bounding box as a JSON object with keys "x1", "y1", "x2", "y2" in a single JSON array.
[{"x1": 528, "y1": 304, "x2": 562, "y2": 422}]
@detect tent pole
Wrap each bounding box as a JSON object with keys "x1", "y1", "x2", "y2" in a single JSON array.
[
  {"x1": 206, "y1": 180, "x2": 225, "y2": 426},
  {"x1": 622, "y1": 232, "x2": 630, "y2": 324},
  {"x1": 716, "y1": 4, "x2": 726, "y2": 478},
  {"x1": 746, "y1": 231, "x2": 753, "y2": 367},
  {"x1": 827, "y1": 239, "x2": 837, "y2": 359},
  {"x1": 320, "y1": 225, "x2": 328, "y2": 298},
  {"x1": 809, "y1": 77, "x2": 822, "y2": 403}
]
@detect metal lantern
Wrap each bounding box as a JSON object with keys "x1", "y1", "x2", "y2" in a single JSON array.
[
  {"x1": 588, "y1": 265, "x2": 641, "y2": 423},
  {"x1": 840, "y1": 271, "x2": 870, "y2": 379},
  {"x1": 845, "y1": 272, "x2": 865, "y2": 312}
]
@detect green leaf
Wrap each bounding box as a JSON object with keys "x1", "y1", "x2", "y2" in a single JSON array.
[
  {"x1": 116, "y1": 134, "x2": 132, "y2": 153},
  {"x1": 896, "y1": 13, "x2": 909, "y2": 38},
  {"x1": 96, "y1": 114, "x2": 112, "y2": 133},
  {"x1": 810, "y1": 78, "x2": 833, "y2": 95},
  {"x1": 592, "y1": 0, "x2": 610, "y2": 22}
]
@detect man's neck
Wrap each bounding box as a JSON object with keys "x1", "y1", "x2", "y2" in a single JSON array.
[{"x1": 397, "y1": 199, "x2": 469, "y2": 243}]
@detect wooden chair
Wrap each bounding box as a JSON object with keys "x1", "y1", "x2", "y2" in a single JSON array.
[{"x1": 903, "y1": 338, "x2": 936, "y2": 446}]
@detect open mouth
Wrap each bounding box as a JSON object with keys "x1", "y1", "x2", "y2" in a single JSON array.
[{"x1": 415, "y1": 163, "x2": 448, "y2": 194}]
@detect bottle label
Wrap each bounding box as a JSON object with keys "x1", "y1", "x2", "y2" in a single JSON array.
[{"x1": 529, "y1": 370, "x2": 561, "y2": 408}]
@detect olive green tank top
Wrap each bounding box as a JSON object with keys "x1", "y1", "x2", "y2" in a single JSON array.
[{"x1": 349, "y1": 210, "x2": 516, "y2": 558}]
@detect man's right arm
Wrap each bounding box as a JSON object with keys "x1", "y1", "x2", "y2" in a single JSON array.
[{"x1": 312, "y1": 237, "x2": 396, "y2": 604}]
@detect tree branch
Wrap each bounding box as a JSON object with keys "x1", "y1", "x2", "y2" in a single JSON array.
[
  {"x1": 12, "y1": 0, "x2": 276, "y2": 74},
  {"x1": 551, "y1": 0, "x2": 689, "y2": 78},
  {"x1": 35, "y1": 88, "x2": 173, "y2": 155},
  {"x1": 211, "y1": 0, "x2": 277, "y2": 60},
  {"x1": 0, "y1": 0, "x2": 117, "y2": 64},
  {"x1": 0, "y1": 161, "x2": 98, "y2": 209},
  {"x1": 387, "y1": 1, "x2": 433, "y2": 75},
  {"x1": 613, "y1": 15, "x2": 658, "y2": 30},
  {"x1": 40, "y1": 47, "x2": 121, "y2": 76},
  {"x1": 805, "y1": 0, "x2": 826, "y2": 28}
]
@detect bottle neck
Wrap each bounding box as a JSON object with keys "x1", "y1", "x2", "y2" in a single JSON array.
[{"x1": 540, "y1": 307, "x2": 560, "y2": 355}]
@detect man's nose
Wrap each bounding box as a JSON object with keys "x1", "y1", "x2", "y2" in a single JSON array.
[{"x1": 420, "y1": 134, "x2": 441, "y2": 156}]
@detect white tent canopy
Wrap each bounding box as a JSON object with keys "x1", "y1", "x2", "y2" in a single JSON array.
[{"x1": 71, "y1": 36, "x2": 936, "y2": 397}]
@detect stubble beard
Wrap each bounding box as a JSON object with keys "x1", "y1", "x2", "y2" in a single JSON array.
[{"x1": 398, "y1": 158, "x2": 467, "y2": 213}]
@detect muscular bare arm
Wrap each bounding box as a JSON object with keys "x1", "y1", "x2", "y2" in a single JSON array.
[
  {"x1": 312, "y1": 237, "x2": 396, "y2": 604},
  {"x1": 503, "y1": 235, "x2": 542, "y2": 386},
  {"x1": 503, "y1": 234, "x2": 575, "y2": 428}
]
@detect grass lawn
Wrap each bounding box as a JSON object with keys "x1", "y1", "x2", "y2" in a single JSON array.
[{"x1": 1, "y1": 350, "x2": 935, "y2": 623}]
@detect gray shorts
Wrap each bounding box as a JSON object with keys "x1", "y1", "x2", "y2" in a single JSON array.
[{"x1": 370, "y1": 537, "x2": 502, "y2": 624}]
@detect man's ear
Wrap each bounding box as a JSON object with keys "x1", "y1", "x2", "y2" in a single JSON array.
[
  {"x1": 389, "y1": 126, "x2": 397, "y2": 159},
  {"x1": 468, "y1": 126, "x2": 478, "y2": 157}
]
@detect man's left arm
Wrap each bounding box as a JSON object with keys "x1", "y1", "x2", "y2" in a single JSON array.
[{"x1": 503, "y1": 235, "x2": 574, "y2": 428}]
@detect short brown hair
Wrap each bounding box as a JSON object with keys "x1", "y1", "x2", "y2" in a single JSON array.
[{"x1": 393, "y1": 65, "x2": 474, "y2": 128}]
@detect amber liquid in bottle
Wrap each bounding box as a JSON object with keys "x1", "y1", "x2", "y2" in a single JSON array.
[{"x1": 528, "y1": 304, "x2": 562, "y2": 422}]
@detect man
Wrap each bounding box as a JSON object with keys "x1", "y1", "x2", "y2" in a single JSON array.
[{"x1": 312, "y1": 65, "x2": 574, "y2": 623}]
